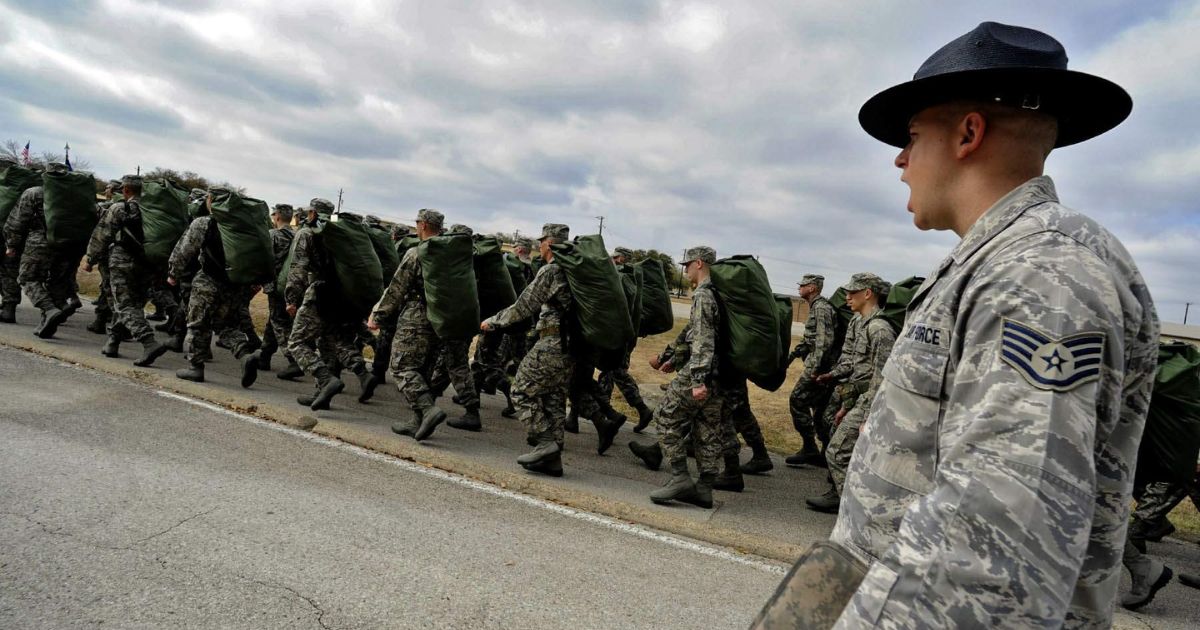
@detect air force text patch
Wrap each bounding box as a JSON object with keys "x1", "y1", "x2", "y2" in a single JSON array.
[{"x1": 1000, "y1": 319, "x2": 1106, "y2": 392}]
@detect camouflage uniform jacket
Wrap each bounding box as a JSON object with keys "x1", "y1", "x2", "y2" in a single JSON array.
[
  {"x1": 853, "y1": 309, "x2": 896, "y2": 417},
  {"x1": 792, "y1": 296, "x2": 836, "y2": 374},
  {"x1": 826, "y1": 314, "x2": 865, "y2": 383},
  {"x1": 284, "y1": 226, "x2": 331, "y2": 306},
  {"x1": 830, "y1": 176, "x2": 1159, "y2": 629},
  {"x1": 168, "y1": 216, "x2": 213, "y2": 281},
  {"x1": 371, "y1": 246, "x2": 427, "y2": 330},
  {"x1": 265, "y1": 226, "x2": 294, "y2": 294},
  {"x1": 484, "y1": 261, "x2": 571, "y2": 333},
  {"x1": 3, "y1": 186, "x2": 45, "y2": 250},
  {"x1": 678, "y1": 279, "x2": 720, "y2": 388},
  {"x1": 86, "y1": 197, "x2": 144, "y2": 266}
]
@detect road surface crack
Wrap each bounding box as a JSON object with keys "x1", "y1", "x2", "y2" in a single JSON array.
[
  {"x1": 243, "y1": 577, "x2": 332, "y2": 629},
  {"x1": 136, "y1": 507, "x2": 217, "y2": 543}
]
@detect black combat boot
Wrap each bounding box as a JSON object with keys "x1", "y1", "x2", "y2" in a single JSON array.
[
  {"x1": 683, "y1": 472, "x2": 715, "y2": 509},
  {"x1": 61, "y1": 296, "x2": 82, "y2": 320},
  {"x1": 277, "y1": 357, "x2": 304, "y2": 381},
  {"x1": 740, "y1": 439, "x2": 774, "y2": 475},
  {"x1": 632, "y1": 403, "x2": 654, "y2": 433},
  {"x1": 0, "y1": 303, "x2": 15, "y2": 324},
  {"x1": 86, "y1": 312, "x2": 109, "y2": 334},
  {"x1": 165, "y1": 332, "x2": 185, "y2": 353},
  {"x1": 650, "y1": 460, "x2": 699, "y2": 506},
  {"x1": 101, "y1": 335, "x2": 120, "y2": 357},
  {"x1": 521, "y1": 448, "x2": 563, "y2": 477},
  {"x1": 391, "y1": 409, "x2": 421, "y2": 437},
  {"x1": 785, "y1": 434, "x2": 825, "y2": 468},
  {"x1": 176, "y1": 363, "x2": 205, "y2": 382},
  {"x1": 239, "y1": 352, "x2": 260, "y2": 388},
  {"x1": 805, "y1": 487, "x2": 841, "y2": 513},
  {"x1": 449, "y1": 405, "x2": 482, "y2": 432},
  {"x1": 256, "y1": 349, "x2": 274, "y2": 371},
  {"x1": 133, "y1": 337, "x2": 169, "y2": 367},
  {"x1": 564, "y1": 408, "x2": 579, "y2": 434},
  {"x1": 595, "y1": 410, "x2": 626, "y2": 455},
  {"x1": 34, "y1": 307, "x2": 66, "y2": 339},
  {"x1": 518, "y1": 438, "x2": 562, "y2": 476},
  {"x1": 496, "y1": 380, "x2": 516, "y2": 417},
  {"x1": 714, "y1": 454, "x2": 745, "y2": 492},
  {"x1": 356, "y1": 367, "x2": 379, "y2": 403},
  {"x1": 629, "y1": 441, "x2": 663, "y2": 471},
  {"x1": 414, "y1": 397, "x2": 448, "y2": 441},
  {"x1": 308, "y1": 366, "x2": 345, "y2": 410}
]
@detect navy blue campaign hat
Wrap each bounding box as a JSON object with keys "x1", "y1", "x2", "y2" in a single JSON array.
[{"x1": 859, "y1": 22, "x2": 1132, "y2": 148}]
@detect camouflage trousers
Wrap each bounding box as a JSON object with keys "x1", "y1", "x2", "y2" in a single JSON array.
[
  {"x1": 1133, "y1": 476, "x2": 1200, "y2": 525},
  {"x1": 93, "y1": 261, "x2": 112, "y2": 321},
  {"x1": 287, "y1": 283, "x2": 364, "y2": 376},
  {"x1": 496, "y1": 327, "x2": 530, "y2": 377},
  {"x1": 719, "y1": 378, "x2": 766, "y2": 456},
  {"x1": 597, "y1": 347, "x2": 647, "y2": 411},
  {"x1": 819, "y1": 381, "x2": 868, "y2": 448},
  {"x1": 185, "y1": 271, "x2": 251, "y2": 366},
  {"x1": 147, "y1": 275, "x2": 177, "y2": 320},
  {"x1": 471, "y1": 330, "x2": 508, "y2": 394},
  {"x1": 260, "y1": 291, "x2": 294, "y2": 361},
  {"x1": 512, "y1": 334, "x2": 573, "y2": 445},
  {"x1": 656, "y1": 377, "x2": 724, "y2": 476},
  {"x1": 18, "y1": 233, "x2": 80, "y2": 312},
  {"x1": 389, "y1": 308, "x2": 439, "y2": 410},
  {"x1": 827, "y1": 403, "x2": 868, "y2": 494},
  {"x1": 107, "y1": 252, "x2": 154, "y2": 342},
  {"x1": 789, "y1": 373, "x2": 833, "y2": 445},
  {"x1": 569, "y1": 355, "x2": 620, "y2": 421},
  {"x1": 0, "y1": 234, "x2": 20, "y2": 307},
  {"x1": 429, "y1": 336, "x2": 479, "y2": 408}
]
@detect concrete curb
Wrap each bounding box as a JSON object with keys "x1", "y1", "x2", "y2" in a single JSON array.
[{"x1": 1, "y1": 335, "x2": 803, "y2": 564}]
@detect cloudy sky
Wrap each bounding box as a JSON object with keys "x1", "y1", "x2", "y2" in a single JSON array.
[{"x1": 2, "y1": 1, "x2": 1197, "y2": 321}]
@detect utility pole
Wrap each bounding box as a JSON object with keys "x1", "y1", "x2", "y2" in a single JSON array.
[
  {"x1": 336, "y1": 188, "x2": 344, "y2": 212},
  {"x1": 595, "y1": 215, "x2": 605, "y2": 236},
  {"x1": 135, "y1": 165, "x2": 140, "y2": 176},
  {"x1": 1186, "y1": 302, "x2": 1193, "y2": 325}
]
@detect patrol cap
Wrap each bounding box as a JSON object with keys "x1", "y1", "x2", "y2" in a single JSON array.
[
  {"x1": 363, "y1": 214, "x2": 382, "y2": 227},
  {"x1": 679, "y1": 246, "x2": 716, "y2": 266},
  {"x1": 391, "y1": 224, "x2": 413, "y2": 239},
  {"x1": 538, "y1": 223, "x2": 569, "y2": 243},
  {"x1": 107, "y1": 179, "x2": 122, "y2": 189},
  {"x1": 799, "y1": 274, "x2": 824, "y2": 287},
  {"x1": 307, "y1": 198, "x2": 335, "y2": 215},
  {"x1": 516, "y1": 238, "x2": 534, "y2": 250},
  {"x1": 272, "y1": 204, "x2": 294, "y2": 220},
  {"x1": 189, "y1": 187, "x2": 207, "y2": 200},
  {"x1": 121, "y1": 174, "x2": 143, "y2": 187},
  {"x1": 45, "y1": 162, "x2": 69, "y2": 175},
  {"x1": 843, "y1": 272, "x2": 888, "y2": 293},
  {"x1": 416, "y1": 208, "x2": 444, "y2": 228},
  {"x1": 449, "y1": 223, "x2": 473, "y2": 236},
  {"x1": 613, "y1": 247, "x2": 634, "y2": 260}
]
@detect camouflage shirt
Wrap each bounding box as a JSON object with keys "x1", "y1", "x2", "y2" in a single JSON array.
[
  {"x1": 793, "y1": 295, "x2": 836, "y2": 374},
  {"x1": 86, "y1": 197, "x2": 143, "y2": 265},
  {"x1": 371, "y1": 246, "x2": 426, "y2": 330},
  {"x1": 826, "y1": 314, "x2": 865, "y2": 383},
  {"x1": 830, "y1": 176, "x2": 1159, "y2": 629},
  {"x1": 168, "y1": 216, "x2": 212, "y2": 282},
  {"x1": 3, "y1": 186, "x2": 45, "y2": 250},
  {"x1": 265, "y1": 226, "x2": 294, "y2": 294},
  {"x1": 485, "y1": 260, "x2": 571, "y2": 333},
  {"x1": 853, "y1": 309, "x2": 896, "y2": 416},
  {"x1": 285, "y1": 226, "x2": 331, "y2": 306}
]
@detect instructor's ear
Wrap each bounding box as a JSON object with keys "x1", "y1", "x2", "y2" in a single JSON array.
[{"x1": 957, "y1": 111, "x2": 987, "y2": 158}]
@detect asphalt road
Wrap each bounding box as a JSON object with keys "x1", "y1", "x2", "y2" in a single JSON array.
[{"x1": 0, "y1": 346, "x2": 785, "y2": 629}]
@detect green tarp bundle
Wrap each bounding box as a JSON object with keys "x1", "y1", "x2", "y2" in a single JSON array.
[
  {"x1": 365, "y1": 222, "x2": 400, "y2": 283},
  {"x1": 140, "y1": 179, "x2": 190, "y2": 266},
  {"x1": 473, "y1": 235, "x2": 517, "y2": 320},
  {"x1": 418, "y1": 232, "x2": 480, "y2": 339},
  {"x1": 208, "y1": 190, "x2": 273, "y2": 284},
  {"x1": 42, "y1": 171, "x2": 97, "y2": 250},
  {"x1": 551, "y1": 234, "x2": 635, "y2": 352},
  {"x1": 636, "y1": 259, "x2": 674, "y2": 337},
  {"x1": 882, "y1": 276, "x2": 924, "y2": 334},
  {"x1": 1137, "y1": 342, "x2": 1200, "y2": 487},
  {"x1": 315, "y1": 213, "x2": 384, "y2": 320},
  {"x1": 504, "y1": 253, "x2": 529, "y2": 297},
  {"x1": 0, "y1": 165, "x2": 40, "y2": 226},
  {"x1": 619, "y1": 263, "x2": 644, "y2": 342},
  {"x1": 709, "y1": 255, "x2": 786, "y2": 390}
]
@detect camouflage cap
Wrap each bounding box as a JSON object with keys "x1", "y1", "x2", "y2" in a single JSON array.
[
  {"x1": 107, "y1": 179, "x2": 122, "y2": 189},
  {"x1": 679, "y1": 246, "x2": 716, "y2": 266},
  {"x1": 516, "y1": 238, "x2": 534, "y2": 250},
  {"x1": 189, "y1": 187, "x2": 207, "y2": 200},
  {"x1": 799, "y1": 273, "x2": 824, "y2": 287},
  {"x1": 538, "y1": 223, "x2": 569, "y2": 243},
  {"x1": 843, "y1": 272, "x2": 888, "y2": 293},
  {"x1": 308, "y1": 198, "x2": 335, "y2": 215},
  {"x1": 613, "y1": 247, "x2": 634, "y2": 259},
  {"x1": 121, "y1": 174, "x2": 143, "y2": 187},
  {"x1": 363, "y1": 214, "x2": 382, "y2": 227},
  {"x1": 391, "y1": 224, "x2": 413, "y2": 239},
  {"x1": 415, "y1": 208, "x2": 444, "y2": 228},
  {"x1": 449, "y1": 223, "x2": 473, "y2": 236},
  {"x1": 272, "y1": 203, "x2": 294, "y2": 220},
  {"x1": 45, "y1": 162, "x2": 69, "y2": 175}
]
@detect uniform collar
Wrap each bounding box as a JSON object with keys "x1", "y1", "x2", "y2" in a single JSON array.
[{"x1": 950, "y1": 175, "x2": 1058, "y2": 265}]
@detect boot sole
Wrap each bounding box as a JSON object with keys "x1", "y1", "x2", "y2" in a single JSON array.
[
  {"x1": 414, "y1": 409, "x2": 447, "y2": 441},
  {"x1": 310, "y1": 380, "x2": 346, "y2": 411},
  {"x1": 597, "y1": 417, "x2": 626, "y2": 455},
  {"x1": 357, "y1": 375, "x2": 379, "y2": 403},
  {"x1": 36, "y1": 311, "x2": 66, "y2": 339},
  {"x1": 241, "y1": 360, "x2": 259, "y2": 388},
  {"x1": 133, "y1": 345, "x2": 170, "y2": 367},
  {"x1": 447, "y1": 419, "x2": 482, "y2": 432},
  {"x1": 519, "y1": 460, "x2": 564, "y2": 477}
]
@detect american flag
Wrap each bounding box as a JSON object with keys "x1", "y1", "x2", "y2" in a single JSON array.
[{"x1": 20, "y1": 141, "x2": 30, "y2": 165}]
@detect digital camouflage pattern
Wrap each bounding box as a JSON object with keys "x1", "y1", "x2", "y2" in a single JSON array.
[
  {"x1": 656, "y1": 278, "x2": 723, "y2": 474},
  {"x1": 289, "y1": 282, "x2": 364, "y2": 375},
  {"x1": 719, "y1": 376, "x2": 766, "y2": 456},
  {"x1": 1132, "y1": 479, "x2": 1199, "y2": 525},
  {"x1": 428, "y1": 337, "x2": 479, "y2": 408},
  {"x1": 827, "y1": 310, "x2": 895, "y2": 493},
  {"x1": 830, "y1": 177, "x2": 1159, "y2": 628},
  {"x1": 374, "y1": 247, "x2": 437, "y2": 410},
  {"x1": 169, "y1": 216, "x2": 252, "y2": 365},
  {"x1": 86, "y1": 198, "x2": 155, "y2": 342},
  {"x1": 750, "y1": 541, "x2": 867, "y2": 630},
  {"x1": 261, "y1": 225, "x2": 296, "y2": 361},
  {"x1": 789, "y1": 295, "x2": 838, "y2": 442}
]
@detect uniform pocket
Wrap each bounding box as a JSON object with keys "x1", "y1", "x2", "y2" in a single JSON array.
[{"x1": 882, "y1": 336, "x2": 949, "y2": 399}]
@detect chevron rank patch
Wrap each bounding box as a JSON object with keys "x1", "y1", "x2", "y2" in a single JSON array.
[{"x1": 1000, "y1": 318, "x2": 1106, "y2": 392}]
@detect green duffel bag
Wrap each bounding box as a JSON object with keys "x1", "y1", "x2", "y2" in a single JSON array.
[
  {"x1": 42, "y1": 170, "x2": 97, "y2": 250},
  {"x1": 365, "y1": 223, "x2": 400, "y2": 282},
  {"x1": 619, "y1": 263, "x2": 644, "y2": 341},
  {"x1": 0, "y1": 165, "x2": 41, "y2": 226},
  {"x1": 275, "y1": 234, "x2": 299, "y2": 298},
  {"x1": 1136, "y1": 342, "x2": 1200, "y2": 487},
  {"x1": 418, "y1": 231, "x2": 480, "y2": 339},
  {"x1": 750, "y1": 294, "x2": 797, "y2": 392},
  {"x1": 140, "y1": 179, "x2": 190, "y2": 266},
  {"x1": 709, "y1": 255, "x2": 783, "y2": 388},
  {"x1": 504, "y1": 252, "x2": 529, "y2": 296},
  {"x1": 473, "y1": 235, "x2": 517, "y2": 320},
  {"x1": 882, "y1": 276, "x2": 924, "y2": 335},
  {"x1": 636, "y1": 258, "x2": 673, "y2": 336},
  {"x1": 314, "y1": 213, "x2": 384, "y2": 320},
  {"x1": 396, "y1": 234, "x2": 421, "y2": 259},
  {"x1": 208, "y1": 190, "x2": 274, "y2": 284},
  {"x1": 552, "y1": 234, "x2": 635, "y2": 352}
]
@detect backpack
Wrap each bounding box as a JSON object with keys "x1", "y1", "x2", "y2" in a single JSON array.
[
  {"x1": 473, "y1": 235, "x2": 518, "y2": 320},
  {"x1": 208, "y1": 190, "x2": 274, "y2": 284},
  {"x1": 709, "y1": 255, "x2": 787, "y2": 391},
  {"x1": 550, "y1": 234, "x2": 636, "y2": 353},
  {"x1": 417, "y1": 231, "x2": 480, "y2": 339},
  {"x1": 0, "y1": 165, "x2": 40, "y2": 226},
  {"x1": 1136, "y1": 341, "x2": 1200, "y2": 487},
  {"x1": 42, "y1": 170, "x2": 97, "y2": 250},
  {"x1": 636, "y1": 258, "x2": 674, "y2": 337},
  {"x1": 139, "y1": 179, "x2": 190, "y2": 266}
]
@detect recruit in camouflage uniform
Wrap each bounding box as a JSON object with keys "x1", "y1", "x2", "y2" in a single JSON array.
[
  {"x1": 285, "y1": 200, "x2": 377, "y2": 410},
  {"x1": 167, "y1": 191, "x2": 260, "y2": 388},
  {"x1": 481, "y1": 223, "x2": 575, "y2": 477},
  {"x1": 84, "y1": 175, "x2": 170, "y2": 367},
  {"x1": 4, "y1": 163, "x2": 68, "y2": 338},
  {"x1": 84, "y1": 180, "x2": 123, "y2": 335},
  {"x1": 812, "y1": 313, "x2": 864, "y2": 466},
  {"x1": 807, "y1": 274, "x2": 895, "y2": 514},
  {"x1": 786, "y1": 273, "x2": 837, "y2": 466},
  {"x1": 426, "y1": 224, "x2": 481, "y2": 431},
  {"x1": 716, "y1": 374, "x2": 773, "y2": 485},
  {"x1": 597, "y1": 246, "x2": 655, "y2": 432},
  {"x1": 258, "y1": 203, "x2": 302, "y2": 380},
  {"x1": 629, "y1": 246, "x2": 723, "y2": 509},
  {"x1": 372, "y1": 209, "x2": 449, "y2": 442},
  {"x1": 0, "y1": 157, "x2": 23, "y2": 324}
]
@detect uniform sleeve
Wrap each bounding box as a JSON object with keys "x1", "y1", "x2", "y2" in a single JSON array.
[
  {"x1": 836, "y1": 236, "x2": 1127, "y2": 628},
  {"x1": 285, "y1": 229, "x2": 315, "y2": 306},
  {"x1": 684, "y1": 287, "x2": 719, "y2": 387},
  {"x1": 486, "y1": 264, "x2": 558, "y2": 329},
  {"x1": 86, "y1": 202, "x2": 120, "y2": 265},
  {"x1": 803, "y1": 300, "x2": 835, "y2": 372},
  {"x1": 168, "y1": 217, "x2": 207, "y2": 281},
  {"x1": 371, "y1": 246, "x2": 419, "y2": 326},
  {"x1": 3, "y1": 188, "x2": 38, "y2": 249},
  {"x1": 826, "y1": 318, "x2": 860, "y2": 380},
  {"x1": 659, "y1": 322, "x2": 691, "y2": 365},
  {"x1": 855, "y1": 319, "x2": 896, "y2": 418}
]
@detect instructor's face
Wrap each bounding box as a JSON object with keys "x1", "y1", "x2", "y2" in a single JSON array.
[{"x1": 895, "y1": 106, "x2": 957, "y2": 232}]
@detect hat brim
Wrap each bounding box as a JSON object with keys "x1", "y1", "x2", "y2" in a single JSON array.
[{"x1": 859, "y1": 67, "x2": 1132, "y2": 149}]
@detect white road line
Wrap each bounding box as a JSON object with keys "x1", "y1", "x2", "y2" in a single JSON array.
[{"x1": 155, "y1": 389, "x2": 788, "y2": 576}]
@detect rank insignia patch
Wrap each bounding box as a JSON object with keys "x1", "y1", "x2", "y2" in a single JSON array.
[{"x1": 1000, "y1": 319, "x2": 1106, "y2": 392}]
